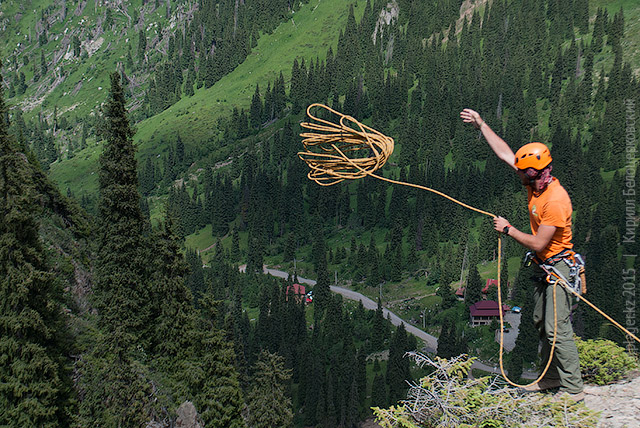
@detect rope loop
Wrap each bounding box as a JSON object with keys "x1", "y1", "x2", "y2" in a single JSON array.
[{"x1": 299, "y1": 103, "x2": 394, "y2": 185}]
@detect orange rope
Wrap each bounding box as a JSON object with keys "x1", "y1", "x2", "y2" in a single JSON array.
[
  {"x1": 298, "y1": 103, "x2": 639, "y2": 388},
  {"x1": 497, "y1": 236, "x2": 558, "y2": 388}
]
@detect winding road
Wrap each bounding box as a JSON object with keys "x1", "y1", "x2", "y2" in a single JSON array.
[{"x1": 240, "y1": 265, "x2": 537, "y2": 379}]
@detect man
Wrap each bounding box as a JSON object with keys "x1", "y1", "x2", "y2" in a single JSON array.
[{"x1": 460, "y1": 108, "x2": 584, "y2": 401}]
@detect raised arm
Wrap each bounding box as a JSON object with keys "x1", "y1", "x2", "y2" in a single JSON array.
[{"x1": 460, "y1": 108, "x2": 517, "y2": 171}]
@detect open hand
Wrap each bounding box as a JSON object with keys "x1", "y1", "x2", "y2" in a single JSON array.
[{"x1": 460, "y1": 108, "x2": 484, "y2": 130}]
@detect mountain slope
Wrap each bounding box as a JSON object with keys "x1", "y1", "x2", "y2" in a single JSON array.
[{"x1": 39, "y1": 0, "x2": 366, "y2": 197}]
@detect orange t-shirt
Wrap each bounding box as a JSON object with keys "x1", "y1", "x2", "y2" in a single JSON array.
[{"x1": 527, "y1": 178, "x2": 573, "y2": 260}]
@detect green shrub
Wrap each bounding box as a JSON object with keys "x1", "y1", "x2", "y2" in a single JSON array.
[
  {"x1": 373, "y1": 353, "x2": 599, "y2": 428},
  {"x1": 575, "y1": 336, "x2": 638, "y2": 385}
]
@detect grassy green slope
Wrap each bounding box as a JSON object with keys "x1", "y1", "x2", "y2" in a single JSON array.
[
  {"x1": 48, "y1": 0, "x2": 366, "y2": 195},
  {"x1": 592, "y1": 0, "x2": 640, "y2": 73},
  {"x1": 136, "y1": 0, "x2": 367, "y2": 147}
]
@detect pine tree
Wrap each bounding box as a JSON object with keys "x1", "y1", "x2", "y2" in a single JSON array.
[
  {"x1": 313, "y1": 265, "x2": 332, "y2": 318},
  {"x1": 465, "y1": 262, "x2": 483, "y2": 306},
  {"x1": 0, "y1": 70, "x2": 72, "y2": 427},
  {"x1": 506, "y1": 350, "x2": 524, "y2": 382},
  {"x1": 437, "y1": 281, "x2": 457, "y2": 310},
  {"x1": 184, "y1": 67, "x2": 195, "y2": 96},
  {"x1": 511, "y1": 267, "x2": 539, "y2": 364},
  {"x1": 592, "y1": 8, "x2": 606, "y2": 53},
  {"x1": 247, "y1": 351, "x2": 293, "y2": 428},
  {"x1": 371, "y1": 297, "x2": 386, "y2": 350},
  {"x1": 290, "y1": 58, "x2": 305, "y2": 113},
  {"x1": 574, "y1": 0, "x2": 589, "y2": 34},
  {"x1": 250, "y1": 83, "x2": 263, "y2": 129},
  {"x1": 284, "y1": 232, "x2": 296, "y2": 262},
  {"x1": 437, "y1": 318, "x2": 454, "y2": 359},
  {"x1": 371, "y1": 372, "x2": 387, "y2": 408},
  {"x1": 185, "y1": 295, "x2": 245, "y2": 428},
  {"x1": 325, "y1": 372, "x2": 338, "y2": 428},
  {"x1": 347, "y1": 378, "x2": 359, "y2": 428},
  {"x1": 88, "y1": 73, "x2": 154, "y2": 425},
  {"x1": 315, "y1": 381, "x2": 327, "y2": 427},
  {"x1": 138, "y1": 29, "x2": 147, "y2": 60},
  {"x1": 231, "y1": 228, "x2": 241, "y2": 261},
  {"x1": 386, "y1": 323, "x2": 411, "y2": 404},
  {"x1": 149, "y1": 212, "x2": 194, "y2": 354}
]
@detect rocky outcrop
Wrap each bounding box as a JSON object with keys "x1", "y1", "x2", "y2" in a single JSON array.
[
  {"x1": 372, "y1": 0, "x2": 399, "y2": 45},
  {"x1": 584, "y1": 372, "x2": 640, "y2": 428},
  {"x1": 175, "y1": 401, "x2": 204, "y2": 428},
  {"x1": 145, "y1": 401, "x2": 204, "y2": 428}
]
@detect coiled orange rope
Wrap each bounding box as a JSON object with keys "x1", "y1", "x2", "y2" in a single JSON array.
[{"x1": 298, "y1": 103, "x2": 639, "y2": 388}]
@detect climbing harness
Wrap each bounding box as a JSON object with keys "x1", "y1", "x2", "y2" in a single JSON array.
[
  {"x1": 298, "y1": 103, "x2": 640, "y2": 389},
  {"x1": 524, "y1": 249, "x2": 587, "y2": 296}
]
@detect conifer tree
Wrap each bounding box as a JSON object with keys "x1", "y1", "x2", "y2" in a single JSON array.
[
  {"x1": 592, "y1": 8, "x2": 606, "y2": 53},
  {"x1": 150, "y1": 212, "x2": 194, "y2": 354},
  {"x1": 138, "y1": 29, "x2": 147, "y2": 60},
  {"x1": 290, "y1": 58, "x2": 305, "y2": 113},
  {"x1": 313, "y1": 265, "x2": 332, "y2": 319},
  {"x1": 250, "y1": 83, "x2": 263, "y2": 129},
  {"x1": 437, "y1": 318, "x2": 454, "y2": 359},
  {"x1": 0, "y1": 69, "x2": 72, "y2": 428},
  {"x1": 246, "y1": 351, "x2": 293, "y2": 428},
  {"x1": 437, "y1": 281, "x2": 457, "y2": 310},
  {"x1": 465, "y1": 261, "x2": 483, "y2": 306},
  {"x1": 184, "y1": 297, "x2": 245, "y2": 428},
  {"x1": 315, "y1": 381, "x2": 327, "y2": 427},
  {"x1": 231, "y1": 228, "x2": 241, "y2": 261},
  {"x1": 511, "y1": 267, "x2": 539, "y2": 365},
  {"x1": 325, "y1": 372, "x2": 338, "y2": 428},
  {"x1": 347, "y1": 378, "x2": 360, "y2": 427},
  {"x1": 87, "y1": 73, "x2": 154, "y2": 425},
  {"x1": 386, "y1": 324, "x2": 411, "y2": 405},
  {"x1": 371, "y1": 372, "x2": 387, "y2": 408},
  {"x1": 506, "y1": 351, "x2": 524, "y2": 383},
  {"x1": 371, "y1": 297, "x2": 386, "y2": 350},
  {"x1": 284, "y1": 232, "x2": 296, "y2": 262}
]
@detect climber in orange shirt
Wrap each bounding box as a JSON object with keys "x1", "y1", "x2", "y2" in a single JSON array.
[{"x1": 460, "y1": 108, "x2": 584, "y2": 401}]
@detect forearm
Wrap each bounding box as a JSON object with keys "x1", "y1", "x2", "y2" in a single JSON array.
[
  {"x1": 479, "y1": 122, "x2": 517, "y2": 170},
  {"x1": 495, "y1": 217, "x2": 555, "y2": 254}
]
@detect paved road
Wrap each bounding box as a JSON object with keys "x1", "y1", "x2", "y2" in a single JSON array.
[
  {"x1": 495, "y1": 312, "x2": 521, "y2": 352},
  {"x1": 240, "y1": 265, "x2": 538, "y2": 378},
  {"x1": 241, "y1": 265, "x2": 439, "y2": 352}
]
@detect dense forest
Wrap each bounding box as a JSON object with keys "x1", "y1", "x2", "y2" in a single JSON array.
[{"x1": 1, "y1": 0, "x2": 639, "y2": 426}]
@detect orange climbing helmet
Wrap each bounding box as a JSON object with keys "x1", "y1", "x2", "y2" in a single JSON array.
[{"x1": 514, "y1": 142, "x2": 552, "y2": 170}]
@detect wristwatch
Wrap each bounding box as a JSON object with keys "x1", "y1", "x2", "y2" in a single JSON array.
[{"x1": 503, "y1": 225, "x2": 511, "y2": 235}]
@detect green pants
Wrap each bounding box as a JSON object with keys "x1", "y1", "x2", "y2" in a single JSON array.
[{"x1": 532, "y1": 263, "x2": 584, "y2": 394}]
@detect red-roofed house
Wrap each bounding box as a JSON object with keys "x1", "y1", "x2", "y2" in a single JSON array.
[
  {"x1": 469, "y1": 300, "x2": 510, "y2": 326},
  {"x1": 286, "y1": 283, "x2": 306, "y2": 304}
]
